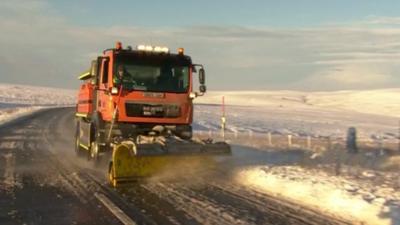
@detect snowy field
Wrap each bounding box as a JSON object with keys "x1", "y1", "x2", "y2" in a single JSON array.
[
  {"x1": 194, "y1": 90, "x2": 400, "y2": 141},
  {"x1": 194, "y1": 90, "x2": 400, "y2": 225}
]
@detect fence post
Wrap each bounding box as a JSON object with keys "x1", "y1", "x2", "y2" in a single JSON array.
[
  {"x1": 267, "y1": 132, "x2": 272, "y2": 146},
  {"x1": 287, "y1": 134, "x2": 292, "y2": 148},
  {"x1": 248, "y1": 130, "x2": 253, "y2": 139},
  {"x1": 208, "y1": 130, "x2": 212, "y2": 138},
  {"x1": 378, "y1": 135, "x2": 384, "y2": 155},
  {"x1": 307, "y1": 136, "x2": 311, "y2": 149},
  {"x1": 346, "y1": 127, "x2": 358, "y2": 153},
  {"x1": 327, "y1": 136, "x2": 331, "y2": 151},
  {"x1": 221, "y1": 96, "x2": 226, "y2": 141},
  {"x1": 334, "y1": 145, "x2": 341, "y2": 176}
]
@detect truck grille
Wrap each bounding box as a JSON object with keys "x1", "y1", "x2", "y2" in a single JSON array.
[{"x1": 125, "y1": 103, "x2": 181, "y2": 118}]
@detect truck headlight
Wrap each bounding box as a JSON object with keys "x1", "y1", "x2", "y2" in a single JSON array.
[{"x1": 111, "y1": 87, "x2": 118, "y2": 95}]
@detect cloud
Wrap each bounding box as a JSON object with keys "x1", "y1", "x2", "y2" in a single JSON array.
[
  {"x1": 364, "y1": 16, "x2": 400, "y2": 26},
  {"x1": 302, "y1": 64, "x2": 393, "y2": 90},
  {"x1": 1, "y1": 0, "x2": 400, "y2": 91}
]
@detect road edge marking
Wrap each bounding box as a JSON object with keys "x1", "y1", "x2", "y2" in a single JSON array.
[{"x1": 94, "y1": 192, "x2": 137, "y2": 225}]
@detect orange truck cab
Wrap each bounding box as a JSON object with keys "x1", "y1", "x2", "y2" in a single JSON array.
[{"x1": 75, "y1": 42, "x2": 207, "y2": 156}]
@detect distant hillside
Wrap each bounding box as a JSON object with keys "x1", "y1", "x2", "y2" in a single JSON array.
[
  {"x1": 0, "y1": 83, "x2": 76, "y2": 106},
  {"x1": 2, "y1": 83, "x2": 399, "y2": 118},
  {"x1": 195, "y1": 89, "x2": 400, "y2": 118}
]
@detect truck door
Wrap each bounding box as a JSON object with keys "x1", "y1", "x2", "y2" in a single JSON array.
[
  {"x1": 98, "y1": 58, "x2": 111, "y2": 120},
  {"x1": 90, "y1": 60, "x2": 99, "y2": 113}
]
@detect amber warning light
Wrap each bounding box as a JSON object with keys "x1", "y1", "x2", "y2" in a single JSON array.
[
  {"x1": 178, "y1": 48, "x2": 184, "y2": 55},
  {"x1": 116, "y1": 41, "x2": 122, "y2": 50}
]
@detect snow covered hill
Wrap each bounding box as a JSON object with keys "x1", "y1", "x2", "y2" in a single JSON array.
[
  {"x1": 1, "y1": 83, "x2": 399, "y2": 140},
  {"x1": 0, "y1": 83, "x2": 76, "y2": 125},
  {"x1": 195, "y1": 89, "x2": 400, "y2": 118},
  {"x1": 0, "y1": 83, "x2": 76, "y2": 106},
  {"x1": 194, "y1": 89, "x2": 400, "y2": 140}
]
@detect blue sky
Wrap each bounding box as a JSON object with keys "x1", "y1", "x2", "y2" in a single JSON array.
[
  {"x1": 1, "y1": 0, "x2": 400, "y2": 90},
  {"x1": 51, "y1": 1, "x2": 400, "y2": 27}
]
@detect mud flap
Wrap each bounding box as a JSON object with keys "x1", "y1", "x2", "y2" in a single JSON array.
[{"x1": 78, "y1": 120, "x2": 92, "y2": 151}]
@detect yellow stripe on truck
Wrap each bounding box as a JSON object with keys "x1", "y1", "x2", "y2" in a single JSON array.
[
  {"x1": 79, "y1": 143, "x2": 89, "y2": 150},
  {"x1": 78, "y1": 71, "x2": 92, "y2": 80},
  {"x1": 75, "y1": 113, "x2": 88, "y2": 118}
]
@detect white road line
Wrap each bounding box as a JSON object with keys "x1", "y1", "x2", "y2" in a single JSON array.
[{"x1": 94, "y1": 192, "x2": 137, "y2": 225}]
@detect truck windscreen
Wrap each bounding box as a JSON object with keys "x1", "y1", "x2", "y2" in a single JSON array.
[{"x1": 114, "y1": 56, "x2": 190, "y2": 93}]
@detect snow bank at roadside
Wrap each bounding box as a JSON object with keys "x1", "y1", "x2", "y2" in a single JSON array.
[
  {"x1": 0, "y1": 106, "x2": 43, "y2": 126},
  {"x1": 235, "y1": 166, "x2": 400, "y2": 225}
]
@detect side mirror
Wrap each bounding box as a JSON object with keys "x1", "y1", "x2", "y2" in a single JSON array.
[
  {"x1": 199, "y1": 68, "x2": 205, "y2": 85},
  {"x1": 90, "y1": 60, "x2": 98, "y2": 85},
  {"x1": 90, "y1": 60, "x2": 98, "y2": 76},
  {"x1": 192, "y1": 65, "x2": 197, "y2": 73},
  {"x1": 199, "y1": 85, "x2": 206, "y2": 93}
]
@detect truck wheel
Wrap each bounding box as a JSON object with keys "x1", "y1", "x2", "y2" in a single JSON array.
[
  {"x1": 176, "y1": 125, "x2": 193, "y2": 140},
  {"x1": 89, "y1": 113, "x2": 103, "y2": 166},
  {"x1": 87, "y1": 123, "x2": 100, "y2": 161},
  {"x1": 74, "y1": 120, "x2": 85, "y2": 157},
  {"x1": 90, "y1": 141, "x2": 101, "y2": 166}
]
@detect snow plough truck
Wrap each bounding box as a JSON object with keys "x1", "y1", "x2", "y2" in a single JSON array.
[{"x1": 75, "y1": 42, "x2": 231, "y2": 186}]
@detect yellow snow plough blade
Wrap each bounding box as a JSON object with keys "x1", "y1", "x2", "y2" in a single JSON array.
[
  {"x1": 108, "y1": 143, "x2": 168, "y2": 186},
  {"x1": 108, "y1": 140, "x2": 231, "y2": 187}
]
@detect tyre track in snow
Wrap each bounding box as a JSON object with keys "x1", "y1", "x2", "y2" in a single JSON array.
[
  {"x1": 40, "y1": 108, "x2": 202, "y2": 225},
  {"x1": 0, "y1": 109, "x2": 121, "y2": 225}
]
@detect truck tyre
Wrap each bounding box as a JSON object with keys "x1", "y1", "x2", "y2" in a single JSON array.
[
  {"x1": 176, "y1": 125, "x2": 192, "y2": 140},
  {"x1": 89, "y1": 112, "x2": 104, "y2": 164},
  {"x1": 74, "y1": 120, "x2": 85, "y2": 157}
]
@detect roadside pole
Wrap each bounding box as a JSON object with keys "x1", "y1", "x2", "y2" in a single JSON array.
[
  {"x1": 221, "y1": 96, "x2": 226, "y2": 141},
  {"x1": 267, "y1": 132, "x2": 272, "y2": 146},
  {"x1": 287, "y1": 134, "x2": 292, "y2": 148}
]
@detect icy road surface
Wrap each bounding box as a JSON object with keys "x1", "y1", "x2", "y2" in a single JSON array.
[{"x1": 0, "y1": 108, "x2": 352, "y2": 225}]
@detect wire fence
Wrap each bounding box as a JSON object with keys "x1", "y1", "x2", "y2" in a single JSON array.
[{"x1": 193, "y1": 129, "x2": 400, "y2": 154}]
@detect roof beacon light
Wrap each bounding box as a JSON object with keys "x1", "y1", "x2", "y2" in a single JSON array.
[
  {"x1": 178, "y1": 47, "x2": 184, "y2": 55},
  {"x1": 154, "y1": 46, "x2": 169, "y2": 53},
  {"x1": 137, "y1": 45, "x2": 153, "y2": 51},
  {"x1": 145, "y1": 45, "x2": 153, "y2": 51},
  {"x1": 116, "y1": 41, "x2": 122, "y2": 50},
  {"x1": 137, "y1": 45, "x2": 169, "y2": 53},
  {"x1": 137, "y1": 45, "x2": 146, "y2": 51}
]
